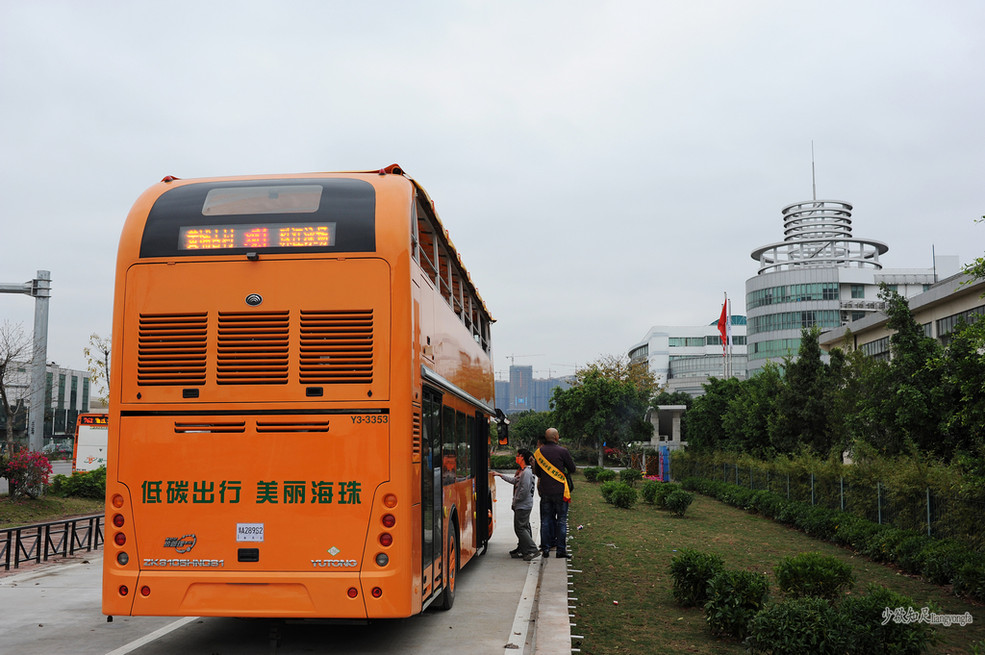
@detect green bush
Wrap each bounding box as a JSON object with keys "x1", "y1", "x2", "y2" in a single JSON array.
[
  {"x1": 641, "y1": 480, "x2": 676, "y2": 506},
  {"x1": 665, "y1": 488, "x2": 695, "y2": 517},
  {"x1": 596, "y1": 468, "x2": 617, "y2": 483},
  {"x1": 582, "y1": 466, "x2": 602, "y2": 482},
  {"x1": 839, "y1": 584, "x2": 939, "y2": 655},
  {"x1": 747, "y1": 597, "x2": 847, "y2": 654},
  {"x1": 619, "y1": 468, "x2": 643, "y2": 486},
  {"x1": 49, "y1": 467, "x2": 106, "y2": 499},
  {"x1": 600, "y1": 480, "x2": 620, "y2": 503},
  {"x1": 918, "y1": 538, "x2": 968, "y2": 586},
  {"x1": 669, "y1": 548, "x2": 725, "y2": 606},
  {"x1": 704, "y1": 569, "x2": 770, "y2": 641},
  {"x1": 490, "y1": 454, "x2": 519, "y2": 469},
  {"x1": 774, "y1": 552, "x2": 855, "y2": 600},
  {"x1": 610, "y1": 483, "x2": 638, "y2": 509}
]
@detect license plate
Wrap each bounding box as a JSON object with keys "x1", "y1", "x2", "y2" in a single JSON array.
[{"x1": 236, "y1": 523, "x2": 264, "y2": 542}]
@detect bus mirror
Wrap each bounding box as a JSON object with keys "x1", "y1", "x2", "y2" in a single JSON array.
[{"x1": 495, "y1": 409, "x2": 509, "y2": 446}]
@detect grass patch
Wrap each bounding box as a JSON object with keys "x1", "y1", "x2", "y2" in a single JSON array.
[
  {"x1": 568, "y1": 475, "x2": 985, "y2": 654},
  {"x1": 0, "y1": 495, "x2": 103, "y2": 529}
]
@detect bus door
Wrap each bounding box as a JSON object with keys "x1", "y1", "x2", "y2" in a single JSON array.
[
  {"x1": 421, "y1": 387, "x2": 443, "y2": 604},
  {"x1": 472, "y1": 411, "x2": 490, "y2": 553}
]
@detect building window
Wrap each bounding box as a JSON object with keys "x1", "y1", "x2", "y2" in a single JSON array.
[
  {"x1": 851, "y1": 285, "x2": 864, "y2": 299},
  {"x1": 860, "y1": 336, "x2": 890, "y2": 361}
]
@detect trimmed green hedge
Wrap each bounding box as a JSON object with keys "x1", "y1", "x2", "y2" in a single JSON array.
[{"x1": 681, "y1": 477, "x2": 985, "y2": 603}]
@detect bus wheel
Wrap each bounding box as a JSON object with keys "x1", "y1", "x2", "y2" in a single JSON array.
[{"x1": 439, "y1": 524, "x2": 459, "y2": 611}]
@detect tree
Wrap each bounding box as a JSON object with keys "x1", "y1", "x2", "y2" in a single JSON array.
[
  {"x1": 936, "y1": 317, "x2": 985, "y2": 453},
  {"x1": 722, "y1": 362, "x2": 782, "y2": 457},
  {"x1": 507, "y1": 410, "x2": 553, "y2": 449},
  {"x1": 686, "y1": 376, "x2": 742, "y2": 452},
  {"x1": 1, "y1": 321, "x2": 32, "y2": 456},
  {"x1": 83, "y1": 332, "x2": 111, "y2": 405},
  {"x1": 880, "y1": 287, "x2": 946, "y2": 457},
  {"x1": 769, "y1": 327, "x2": 838, "y2": 456},
  {"x1": 550, "y1": 357, "x2": 653, "y2": 466}
]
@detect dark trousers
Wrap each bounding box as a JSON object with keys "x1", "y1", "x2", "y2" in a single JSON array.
[{"x1": 539, "y1": 495, "x2": 569, "y2": 554}]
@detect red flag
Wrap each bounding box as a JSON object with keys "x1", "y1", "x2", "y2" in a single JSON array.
[{"x1": 717, "y1": 301, "x2": 728, "y2": 355}]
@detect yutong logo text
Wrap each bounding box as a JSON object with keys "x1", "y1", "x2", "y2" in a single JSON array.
[{"x1": 163, "y1": 534, "x2": 197, "y2": 553}]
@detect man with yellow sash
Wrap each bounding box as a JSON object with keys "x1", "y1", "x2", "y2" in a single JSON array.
[{"x1": 533, "y1": 427, "x2": 576, "y2": 559}]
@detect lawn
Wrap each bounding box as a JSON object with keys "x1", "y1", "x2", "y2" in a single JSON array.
[
  {"x1": 0, "y1": 495, "x2": 103, "y2": 529},
  {"x1": 567, "y1": 475, "x2": 985, "y2": 654}
]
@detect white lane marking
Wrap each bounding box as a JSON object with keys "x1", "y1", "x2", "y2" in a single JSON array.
[{"x1": 105, "y1": 615, "x2": 200, "y2": 655}]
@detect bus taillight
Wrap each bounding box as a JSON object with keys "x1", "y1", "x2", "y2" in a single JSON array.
[
  {"x1": 383, "y1": 494, "x2": 397, "y2": 508},
  {"x1": 375, "y1": 553, "x2": 389, "y2": 567},
  {"x1": 382, "y1": 514, "x2": 396, "y2": 528},
  {"x1": 113, "y1": 514, "x2": 125, "y2": 528},
  {"x1": 371, "y1": 587, "x2": 383, "y2": 598},
  {"x1": 119, "y1": 585, "x2": 129, "y2": 596},
  {"x1": 117, "y1": 552, "x2": 129, "y2": 566},
  {"x1": 347, "y1": 587, "x2": 359, "y2": 599},
  {"x1": 140, "y1": 586, "x2": 151, "y2": 597},
  {"x1": 112, "y1": 494, "x2": 124, "y2": 508},
  {"x1": 114, "y1": 533, "x2": 126, "y2": 546},
  {"x1": 379, "y1": 533, "x2": 393, "y2": 547}
]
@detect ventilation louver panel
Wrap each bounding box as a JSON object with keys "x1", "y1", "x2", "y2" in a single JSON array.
[
  {"x1": 411, "y1": 408, "x2": 422, "y2": 462},
  {"x1": 217, "y1": 311, "x2": 290, "y2": 385},
  {"x1": 299, "y1": 310, "x2": 374, "y2": 384},
  {"x1": 137, "y1": 313, "x2": 208, "y2": 386},
  {"x1": 174, "y1": 421, "x2": 246, "y2": 434},
  {"x1": 256, "y1": 420, "x2": 331, "y2": 433}
]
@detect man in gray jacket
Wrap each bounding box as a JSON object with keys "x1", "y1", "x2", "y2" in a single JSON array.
[{"x1": 493, "y1": 449, "x2": 540, "y2": 561}]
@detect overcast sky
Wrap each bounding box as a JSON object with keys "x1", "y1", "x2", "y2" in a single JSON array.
[{"x1": 1, "y1": 1, "x2": 983, "y2": 383}]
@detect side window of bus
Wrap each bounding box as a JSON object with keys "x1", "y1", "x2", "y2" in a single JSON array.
[
  {"x1": 456, "y1": 410, "x2": 469, "y2": 479},
  {"x1": 442, "y1": 406, "x2": 456, "y2": 485}
]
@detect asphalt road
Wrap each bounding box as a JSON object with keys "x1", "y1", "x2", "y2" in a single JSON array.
[{"x1": 0, "y1": 477, "x2": 570, "y2": 655}]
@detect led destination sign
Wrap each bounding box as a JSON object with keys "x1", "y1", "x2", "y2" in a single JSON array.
[{"x1": 178, "y1": 223, "x2": 336, "y2": 251}]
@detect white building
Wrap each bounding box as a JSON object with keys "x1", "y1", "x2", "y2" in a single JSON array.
[
  {"x1": 745, "y1": 199, "x2": 957, "y2": 374},
  {"x1": 629, "y1": 315, "x2": 747, "y2": 396},
  {"x1": 1, "y1": 362, "x2": 92, "y2": 441}
]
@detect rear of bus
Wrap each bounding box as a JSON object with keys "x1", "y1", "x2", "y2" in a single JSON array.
[
  {"x1": 73, "y1": 413, "x2": 108, "y2": 473},
  {"x1": 103, "y1": 172, "x2": 420, "y2": 618}
]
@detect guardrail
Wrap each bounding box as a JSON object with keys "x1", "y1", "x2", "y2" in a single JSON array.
[{"x1": 1, "y1": 514, "x2": 103, "y2": 571}]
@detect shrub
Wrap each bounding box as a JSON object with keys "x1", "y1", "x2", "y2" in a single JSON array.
[
  {"x1": 747, "y1": 597, "x2": 847, "y2": 654},
  {"x1": 1, "y1": 450, "x2": 53, "y2": 499},
  {"x1": 49, "y1": 466, "x2": 106, "y2": 499},
  {"x1": 490, "y1": 454, "x2": 519, "y2": 469},
  {"x1": 619, "y1": 468, "x2": 643, "y2": 486},
  {"x1": 641, "y1": 479, "x2": 677, "y2": 505},
  {"x1": 840, "y1": 584, "x2": 939, "y2": 655},
  {"x1": 582, "y1": 466, "x2": 602, "y2": 483},
  {"x1": 774, "y1": 552, "x2": 855, "y2": 600},
  {"x1": 918, "y1": 539, "x2": 969, "y2": 586},
  {"x1": 610, "y1": 483, "x2": 638, "y2": 509},
  {"x1": 596, "y1": 468, "x2": 617, "y2": 483},
  {"x1": 669, "y1": 548, "x2": 725, "y2": 606},
  {"x1": 704, "y1": 569, "x2": 770, "y2": 641},
  {"x1": 665, "y1": 488, "x2": 695, "y2": 517},
  {"x1": 600, "y1": 480, "x2": 620, "y2": 503}
]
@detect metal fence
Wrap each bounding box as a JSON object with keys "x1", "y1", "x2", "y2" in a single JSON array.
[
  {"x1": 673, "y1": 458, "x2": 985, "y2": 553},
  {"x1": 1, "y1": 514, "x2": 103, "y2": 571}
]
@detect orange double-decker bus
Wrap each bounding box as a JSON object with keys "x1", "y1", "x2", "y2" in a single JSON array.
[{"x1": 103, "y1": 165, "x2": 497, "y2": 619}]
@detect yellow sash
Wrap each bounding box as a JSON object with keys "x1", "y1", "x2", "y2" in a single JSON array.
[{"x1": 534, "y1": 448, "x2": 571, "y2": 503}]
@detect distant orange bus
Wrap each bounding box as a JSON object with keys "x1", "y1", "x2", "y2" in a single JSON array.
[{"x1": 103, "y1": 166, "x2": 497, "y2": 619}]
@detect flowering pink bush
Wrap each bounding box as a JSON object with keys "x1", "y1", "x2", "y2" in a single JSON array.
[{"x1": 1, "y1": 450, "x2": 53, "y2": 498}]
